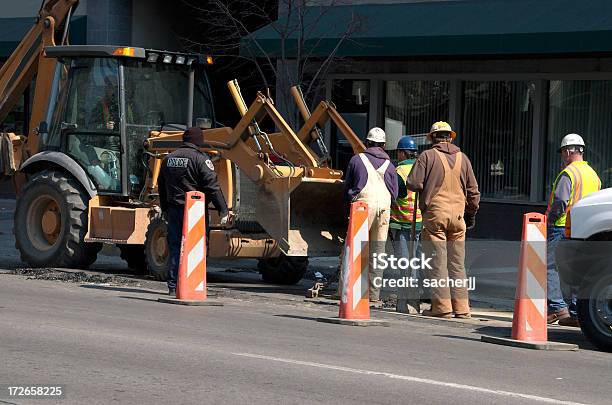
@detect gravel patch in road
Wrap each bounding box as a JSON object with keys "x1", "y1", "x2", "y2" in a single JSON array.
[{"x1": 11, "y1": 268, "x2": 140, "y2": 285}]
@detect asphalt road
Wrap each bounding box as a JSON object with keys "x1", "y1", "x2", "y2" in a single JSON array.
[{"x1": 1, "y1": 273, "x2": 610, "y2": 405}]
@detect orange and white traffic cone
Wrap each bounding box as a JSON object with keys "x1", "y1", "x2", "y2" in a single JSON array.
[
  {"x1": 318, "y1": 201, "x2": 388, "y2": 327},
  {"x1": 511, "y1": 213, "x2": 547, "y2": 342},
  {"x1": 481, "y1": 213, "x2": 576, "y2": 350},
  {"x1": 158, "y1": 191, "x2": 222, "y2": 307}
]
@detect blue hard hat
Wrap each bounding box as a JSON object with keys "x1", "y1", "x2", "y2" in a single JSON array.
[{"x1": 396, "y1": 136, "x2": 418, "y2": 151}]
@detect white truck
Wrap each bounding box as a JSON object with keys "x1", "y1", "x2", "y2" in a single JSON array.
[{"x1": 557, "y1": 188, "x2": 612, "y2": 351}]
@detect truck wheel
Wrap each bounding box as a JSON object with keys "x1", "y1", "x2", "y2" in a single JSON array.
[
  {"x1": 258, "y1": 256, "x2": 308, "y2": 285},
  {"x1": 577, "y1": 273, "x2": 612, "y2": 352},
  {"x1": 145, "y1": 216, "x2": 169, "y2": 281},
  {"x1": 14, "y1": 170, "x2": 100, "y2": 268},
  {"x1": 118, "y1": 245, "x2": 146, "y2": 273}
]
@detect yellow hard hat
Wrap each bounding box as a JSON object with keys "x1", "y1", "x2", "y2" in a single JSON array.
[{"x1": 427, "y1": 121, "x2": 456, "y2": 141}]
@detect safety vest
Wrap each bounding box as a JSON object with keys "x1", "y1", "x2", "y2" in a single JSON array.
[
  {"x1": 546, "y1": 160, "x2": 601, "y2": 228},
  {"x1": 390, "y1": 161, "x2": 422, "y2": 226}
]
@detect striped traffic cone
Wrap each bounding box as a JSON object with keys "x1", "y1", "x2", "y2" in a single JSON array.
[
  {"x1": 318, "y1": 201, "x2": 388, "y2": 327},
  {"x1": 481, "y1": 213, "x2": 576, "y2": 350},
  {"x1": 158, "y1": 191, "x2": 222, "y2": 307},
  {"x1": 511, "y1": 213, "x2": 547, "y2": 341}
]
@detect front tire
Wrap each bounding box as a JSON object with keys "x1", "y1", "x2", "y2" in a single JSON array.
[
  {"x1": 144, "y1": 215, "x2": 169, "y2": 281},
  {"x1": 14, "y1": 170, "x2": 100, "y2": 268},
  {"x1": 258, "y1": 255, "x2": 308, "y2": 285},
  {"x1": 577, "y1": 274, "x2": 612, "y2": 352}
]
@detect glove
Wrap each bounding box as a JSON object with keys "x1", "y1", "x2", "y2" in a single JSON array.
[
  {"x1": 464, "y1": 213, "x2": 476, "y2": 230},
  {"x1": 220, "y1": 213, "x2": 230, "y2": 226}
]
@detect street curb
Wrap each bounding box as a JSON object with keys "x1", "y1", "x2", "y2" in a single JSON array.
[
  {"x1": 481, "y1": 335, "x2": 579, "y2": 351},
  {"x1": 316, "y1": 317, "x2": 390, "y2": 327},
  {"x1": 157, "y1": 297, "x2": 224, "y2": 306}
]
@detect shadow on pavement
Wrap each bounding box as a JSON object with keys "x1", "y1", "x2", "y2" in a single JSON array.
[
  {"x1": 274, "y1": 314, "x2": 320, "y2": 322},
  {"x1": 213, "y1": 284, "x2": 311, "y2": 298},
  {"x1": 81, "y1": 285, "x2": 167, "y2": 295},
  {"x1": 119, "y1": 296, "x2": 162, "y2": 303},
  {"x1": 475, "y1": 325, "x2": 597, "y2": 350},
  {"x1": 432, "y1": 334, "x2": 482, "y2": 343}
]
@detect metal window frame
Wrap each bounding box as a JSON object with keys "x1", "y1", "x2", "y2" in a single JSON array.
[{"x1": 326, "y1": 71, "x2": 612, "y2": 203}]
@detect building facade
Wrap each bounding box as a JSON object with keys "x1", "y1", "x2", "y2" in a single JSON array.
[
  {"x1": 250, "y1": 0, "x2": 612, "y2": 239},
  {"x1": 0, "y1": 0, "x2": 182, "y2": 196},
  {"x1": 0, "y1": 0, "x2": 179, "y2": 52}
]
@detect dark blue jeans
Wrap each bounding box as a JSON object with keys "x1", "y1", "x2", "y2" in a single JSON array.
[
  {"x1": 547, "y1": 226, "x2": 577, "y2": 316},
  {"x1": 166, "y1": 205, "x2": 184, "y2": 290},
  {"x1": 389, "y1": 228, "x2": 423, "y2": 301},
  {"x1": 166, "y1": 204, "x2": 210, "y2": 290}
]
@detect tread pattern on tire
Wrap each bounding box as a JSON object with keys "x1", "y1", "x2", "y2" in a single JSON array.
[
  {"x1": 15, "y1": 170, "x2": 100, "y2": 268},
  {"x1": 577, "y1": 274, "x2": 612, "y2": 352},
  {"x1": 145, "y1": 215, "x2": 169, "y2": 281}
]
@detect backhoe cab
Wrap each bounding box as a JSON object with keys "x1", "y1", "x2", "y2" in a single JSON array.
[{"x1": 39, "y1": 45, "x2": 214, "y2": 198}]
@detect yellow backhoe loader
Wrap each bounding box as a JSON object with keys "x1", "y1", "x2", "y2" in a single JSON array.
[{"x1": 0, "y1": 0, "x2": 365, "y2": 284}]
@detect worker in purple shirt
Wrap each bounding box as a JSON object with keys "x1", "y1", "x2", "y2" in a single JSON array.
[{"x1": 341, "y1": 127, "x2": 398, "y2": 307}]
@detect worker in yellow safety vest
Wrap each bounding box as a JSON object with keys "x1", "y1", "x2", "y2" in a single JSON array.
[
  {"x1": 390, "y1": 135, "x2": 423, "y2": 314},
  {"x1": 546, "y1": 133, "x2": 601, "y2": 327}
]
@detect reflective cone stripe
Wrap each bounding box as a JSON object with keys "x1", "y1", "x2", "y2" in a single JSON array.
[
  {"x1": 339, "y1": 201, "x2": 370, "y2": 320},
  {"x1": 511, "y1": 213, "x2": 547, "y2": 342},
  {"x1": 177, "y1": 191, "x2": 207, "y2": 300}
]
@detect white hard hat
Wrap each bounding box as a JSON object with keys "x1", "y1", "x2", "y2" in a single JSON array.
[
  {"x1": 366, "y1": 127, "x2": 386, "y2": 143},
  {"x1": 559, "y1": 133, "x2": 585, "y2": 152}
]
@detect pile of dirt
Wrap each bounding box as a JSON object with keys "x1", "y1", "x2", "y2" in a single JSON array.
[{"x1": 11, "y1": 268, "x2": 138, "y2": 285}]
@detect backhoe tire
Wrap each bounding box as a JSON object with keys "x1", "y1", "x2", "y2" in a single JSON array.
[
  {"x1": 144, "y1": 215, "x2": 169, "y2": 281},
  {"x1": 118, "y1": 244, "x2": 147, "y2": 273},
  {"x1": 258, "y1": 255, "x2": 308, "y2": 285},
  {"x1": 577, "y1": 274, "x2": 612, "y2": 352},
  {"x1": 14, "y1": 170, "x2": 100, "y2": 268}
]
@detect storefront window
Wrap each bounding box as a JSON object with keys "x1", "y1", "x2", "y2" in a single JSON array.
[
  {"x1": 547, "y1": 80, "x2": 612, "y2": 195},
  {"x1": 384, "y1": 80, "x2": 449, "y2": 153},
  {"x1": 462, "y1": 81, "x2": 534, "y2": 200}
]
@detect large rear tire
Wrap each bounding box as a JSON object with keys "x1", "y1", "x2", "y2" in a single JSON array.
[
  {"x1": 145, "y1": 215, "x2": 169, "y2": 281},
  {"x1": 258, "y1": 255, "x2": 308, "y2": 285},
  {"x1": 14, "y1": 170, "x2": 101, "y2": 268},
  {"x1": 577, "y1": 274, "x2": 612, "y2": 352}
]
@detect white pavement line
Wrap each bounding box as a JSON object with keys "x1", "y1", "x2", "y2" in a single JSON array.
[{"x1": 232, "y1": 352, "x2": 587, "y2": 405}]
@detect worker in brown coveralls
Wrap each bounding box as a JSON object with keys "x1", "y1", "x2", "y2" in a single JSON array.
[{"x1": 406, "y1": 122, "x2": 480, "y2": 318}]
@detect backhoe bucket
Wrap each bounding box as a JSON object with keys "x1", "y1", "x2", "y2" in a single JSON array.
[{"x1": 255, "y1": 177, "x2": 347, "y2": 257}]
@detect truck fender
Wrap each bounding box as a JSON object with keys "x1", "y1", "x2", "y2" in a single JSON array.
[
  {"x1": 570, "y1": 188, "x2": 612, "y2": 239},
  {"x1": 20, "y1": 151, "x2": 98, "y2": 198}
]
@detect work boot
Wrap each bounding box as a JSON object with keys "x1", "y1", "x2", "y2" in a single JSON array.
[
  {"x1": 407, "y1": 300, "x2": 421, "y2": 314},
  {"x1": 454, "y1": 313, "x2": 471, "y2": 319},
  {"x1": 421, "y1": 309, "x2": 452, "y2": 319},
  {"x1": 558, "y1": 317, "x2": 579, "y2": 327},
  {"x1": 396, "y1": 299, "x2": 419, "y2": 314},
  {"x1": 168, "y1": 287, "x2": 176, "y2": 297},
  {"x1": 369, "y1": 299, "x2": 383, "y2": 309},
  {"x1": 547, "y1": 308, "x2": 570, "y2": 324}
]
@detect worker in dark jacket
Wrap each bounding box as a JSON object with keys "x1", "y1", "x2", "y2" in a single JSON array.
[
  {"x1": 340, "y1": 127, "x2": 398, "y2": 307},
  {"x1": 158, "y1": 127, "x2": 229, "y2": 296}
]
